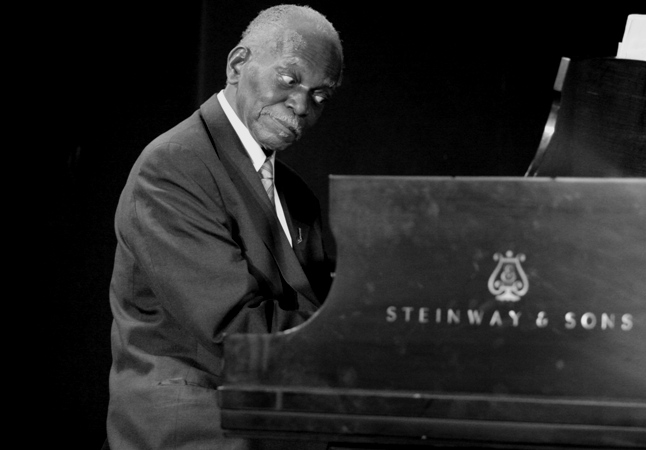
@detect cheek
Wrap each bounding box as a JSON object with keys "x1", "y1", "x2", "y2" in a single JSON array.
[
  {"x1": 247, "y1": 68, "x2": 281, "y2": 104},
  {"x1": 246, "y1": 87, "x2": 279, "y2": 119},
  {"x1": 238, "y1": 67, "x2": 264, "y2": 114},
  {"x1": 305, "y1": 109, "x2": 322, "y2": 127},
  {"x1": 245, "y1": 68, "x2": 262, "y2": 98}
]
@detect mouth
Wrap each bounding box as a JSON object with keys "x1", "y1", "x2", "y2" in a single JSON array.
[{"x1": 266, "y1": 114, "x2": 302, "y2": 140}]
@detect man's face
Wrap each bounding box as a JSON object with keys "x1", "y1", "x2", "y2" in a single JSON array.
[{"x1": 231, "y1": 28, "x2": 342, "y2": 151}]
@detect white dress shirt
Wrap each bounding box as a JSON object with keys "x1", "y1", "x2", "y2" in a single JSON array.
[{"x1": 217, "y1": 91, "x2": 293, "y2": 246}]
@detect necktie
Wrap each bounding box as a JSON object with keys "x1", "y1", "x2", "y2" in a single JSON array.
[{"x1": 258, "y1": 156, "x2": 275, "y2": 206}]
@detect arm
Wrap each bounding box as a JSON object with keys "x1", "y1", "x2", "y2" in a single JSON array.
[{"x1": 118, "y1": 140, "x2": 317, "y2": 353}]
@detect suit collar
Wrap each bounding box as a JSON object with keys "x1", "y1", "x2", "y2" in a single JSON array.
[{"x1": 198, "y1": 94, "x2": 319, "y2": 305}]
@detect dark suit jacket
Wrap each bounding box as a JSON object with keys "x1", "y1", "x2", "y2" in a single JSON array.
[{"x1": 107, "y1": 93, "x2": 331, "y2": 449}]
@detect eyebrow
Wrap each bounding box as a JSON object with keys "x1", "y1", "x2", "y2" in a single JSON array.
[
  {"x1": 277, "y1": 66, "x2": 338, "y2": 93},
  {"x1": 279, "y1": 57, "x2": 339, "y2": 89},
  {"x1": 320, "y1": 78, "x2": 338, "y2": 89}
]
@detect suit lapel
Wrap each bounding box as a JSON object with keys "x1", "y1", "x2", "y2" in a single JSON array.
[{"x1": 199, "y1": 95, "x2": 319, "y2": 305}]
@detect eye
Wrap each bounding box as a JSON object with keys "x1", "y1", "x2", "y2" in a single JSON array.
[
  {"x1": 279, "y1": 74, "x2": 296, "y2": 86},
  {"x1": 312, "y1": 93, "x2": 329, "y2": 105}
]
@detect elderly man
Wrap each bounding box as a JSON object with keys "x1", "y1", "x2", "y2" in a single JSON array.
[{"x1": 106, "y1": 5, "x2": 343, "y2": 449}]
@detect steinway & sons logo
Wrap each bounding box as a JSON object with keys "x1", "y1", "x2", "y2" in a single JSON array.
[
  {"x1": 385, "y1": 250, "x2": 634, "y2": 332},
  {"x1": 488, "y1": 251, "x2": 528, "y2": 301}
]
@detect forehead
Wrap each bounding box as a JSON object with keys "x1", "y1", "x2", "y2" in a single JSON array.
[{"x1": 263, "y1": 26, "x2": 342, "y2": 85}]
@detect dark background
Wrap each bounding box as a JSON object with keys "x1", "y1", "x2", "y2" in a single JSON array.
[{"x1": 49, "y1": 1, "x2": 642, "y2": 447}]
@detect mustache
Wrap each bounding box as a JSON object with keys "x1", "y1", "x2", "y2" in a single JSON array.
[{"x1": 263, "y1": 111, "x2": 303, "y2": 136}]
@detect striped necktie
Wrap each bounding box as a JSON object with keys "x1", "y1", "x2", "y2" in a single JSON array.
[{"x1": 258, "y1": 156, "x2": 275, "y2": 206}]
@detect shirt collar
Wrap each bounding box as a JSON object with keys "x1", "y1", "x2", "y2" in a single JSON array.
[{"x1": 217, "y1": 90, "x2": 273, "y2": 171}]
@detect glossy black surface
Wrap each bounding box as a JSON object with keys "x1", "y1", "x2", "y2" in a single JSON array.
[{"x1": 219, "y1": 177, "x2": 646, "y2": 448}]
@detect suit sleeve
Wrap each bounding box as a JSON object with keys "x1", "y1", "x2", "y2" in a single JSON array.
[{"x1": 118, "y1": 141, "x2": 317, "y2": 353}]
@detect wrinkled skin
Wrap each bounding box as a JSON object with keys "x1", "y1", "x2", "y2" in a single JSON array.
[{"x1": 224, "y1": 24, "x2": 342, "y2": 152}]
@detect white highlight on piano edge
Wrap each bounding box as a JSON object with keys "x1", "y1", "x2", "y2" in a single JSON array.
[{"x1": 385, "y1": 307, "x2": 634, "y2": 331}]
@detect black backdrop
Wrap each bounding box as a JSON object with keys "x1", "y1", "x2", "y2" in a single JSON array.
[{"x1": 50, "y1": 2, "x2": 642, "y2": 447}]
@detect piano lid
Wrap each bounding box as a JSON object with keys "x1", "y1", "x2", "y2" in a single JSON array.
[
  {"x1": 526, "y1": 57, "x2": 646, "y2": 177},
  {"x1": 219, "y1": 176, "x2": 646, "y2": 448}
]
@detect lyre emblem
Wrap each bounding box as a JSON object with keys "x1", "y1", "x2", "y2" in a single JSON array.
[{"x1": 487, "y1": 251, "x2": 529, "y2": 302}]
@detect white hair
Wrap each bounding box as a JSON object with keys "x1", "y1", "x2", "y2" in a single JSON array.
[{"x1": 239, "y1": 4, "x2": 343, "y2": 63}]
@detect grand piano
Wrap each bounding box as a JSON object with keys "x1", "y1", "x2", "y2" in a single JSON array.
[{"x1": 217, "y1": 57, "x2": 646, "y2": 449}]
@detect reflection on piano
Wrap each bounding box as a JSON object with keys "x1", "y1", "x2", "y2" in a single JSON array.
[{"x1": 219, "y1": 175, "x2": 646, "y2": 449}]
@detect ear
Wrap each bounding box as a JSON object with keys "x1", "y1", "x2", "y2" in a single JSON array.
[{"x1": 226, "y1": 46, "x2": 251, "y2": 85}]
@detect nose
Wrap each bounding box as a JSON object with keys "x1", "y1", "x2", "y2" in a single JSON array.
[{"x1": 285, "y1": 89, "x2": 309, "y2": 117}]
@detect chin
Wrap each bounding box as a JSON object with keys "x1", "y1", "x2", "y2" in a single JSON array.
[
  {"x1": 254, "y1": 125, "x2": 298, "y2": 152},
  {"x1": 259, "y1": 137, "x2": 295, "y2": 152},
  {"x1": 265, "y1": 143, "x2": 290, "y2": 152}
]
